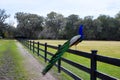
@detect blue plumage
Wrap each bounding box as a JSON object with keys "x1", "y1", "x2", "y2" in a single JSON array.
[
  {"x1": 42, "y1": 24, "x2": 84, "y2": 75},
  {"x1": 79, "y1": 25, "x2": 83, "y2": 39}
]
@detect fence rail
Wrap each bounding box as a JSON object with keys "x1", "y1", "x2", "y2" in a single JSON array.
[{"x1": 18, "y1": 39, "x2": 120, "y2": 80}]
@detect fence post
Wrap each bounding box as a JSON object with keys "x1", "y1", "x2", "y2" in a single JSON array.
[
  {"x1": 27, "y1": 40, "x2": 29, "y2": 48},
  {"x1": 28, "y1": 41, "x2": 29, "y2": 48},
  {"x1": 26, "y1": 40, "x2": 28, "y2": 47},
  {"x1": 30, "y1": 41, "x2": 31, "y2": 50},
  {"x1": 37, "y1": 42, "x2": 40, "y2": 56},
  {"x1": 58, "y1": 45, "x2": 61, "y2": 73},
  {"x1": 28, "y1": 40, "x2": 29, "y2": 49},
  {"x1": 44, "y1": 43, "x2": 47, "y2": 62},
  {"x1": 33, "y1": 41, "x2": 34, "y2": 53},
  {"x1": 90, "y1": 50, "x2": 97, "y2": 80},
  {"x1": 25, "y1": 40, "x2": 27, "y2": 47},
  {"x1": 24, "y1": 40, "x2": 26, "y2": 46}
]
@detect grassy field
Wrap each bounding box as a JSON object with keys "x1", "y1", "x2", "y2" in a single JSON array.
[
  {"x1": 0, "y1": 40, "x2": 28, "y2": 80},
  {"x1": 2, "y1": 40, "x2": 119, "y2": 79},
  {"x1": 37, "y1": 40, "x2": 120, "y2": 58},
  {"x1": 35, "y1": 40, "x2": 120, "y2": 80}
]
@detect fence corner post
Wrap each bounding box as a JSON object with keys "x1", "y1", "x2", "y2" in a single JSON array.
[
  {"x1": 90, "y1": 50, "x2": 97, "y2": 80},
  {"x1": 58, "y1": 45, "x2": 61, "y2": 73},
  {"x1": 45, "y1": 43, "x2": 47, "y2": 62}
]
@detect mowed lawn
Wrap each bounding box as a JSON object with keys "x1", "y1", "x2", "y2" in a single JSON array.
[
  {"x1": 0, "y1": 40, "x2": 28, "y2": 80},
  {"x1": 36, "y1": 40, "x2": 120, "y2": 80}
]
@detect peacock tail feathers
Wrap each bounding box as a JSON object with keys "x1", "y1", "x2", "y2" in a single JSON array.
[
  {"x1": 42, "y1": 25, "x2": 83, "y2": 75},
  {"x1": 42, "y1": 40, "x2": 70, "y2": 75}
]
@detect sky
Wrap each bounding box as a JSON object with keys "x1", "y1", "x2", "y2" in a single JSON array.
[{"x1": 1, "y1": 0, "x2": 120, "y2": 26}]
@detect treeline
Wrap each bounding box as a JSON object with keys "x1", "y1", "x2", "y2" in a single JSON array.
[{"x1": 0, "y1": 9, "x2": 120, "y2": 40}]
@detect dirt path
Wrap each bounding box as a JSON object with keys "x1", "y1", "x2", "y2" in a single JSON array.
[{"x1": 16, "y1": 41, "x2": 57, "y2": 80}]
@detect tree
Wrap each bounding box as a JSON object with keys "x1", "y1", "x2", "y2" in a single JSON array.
[
  {"x1": 97, "y1": 15, "x2": 118, "y2": 40},
  {"x1": 93, "y1": 19, "x2": 102, "y2": 40},
  {"x1": 115, "y1": 12, "x2": 120, "y2": 40},
  {"x1": 45, "y1": 12, "x2": 65, "y2": 39},
  {"x1": 4, "y1": 24, "x2": 16, "y2": 38},
  {"x1": 14, "y1": 11, "x2": 120, "y2": 40},
  {"x1": 0, "y1": 9, "x2": 9, "y2": 38},
  {"x1": 82, "y1": 16, "x2": 95, "y2": 39},
  {"x1": 64, "y1": 14, "x2": 81, "y2": 39},
  {"x1": 15, "y1": 12, "x2": 44, "y2": 38}
]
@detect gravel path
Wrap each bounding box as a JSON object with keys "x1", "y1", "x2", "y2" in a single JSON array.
[{"x1": 16, "y1": 42, "x2": 57, "y2": 80}]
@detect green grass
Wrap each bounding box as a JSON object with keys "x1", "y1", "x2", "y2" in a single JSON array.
[
  {"x1": 0, "y1": 40, "x2": 28, "y2": 80},
  {"x1": 34, "y1": 40, "x2": 120, "y2": 80},
  {"x1": 36, "y1": 40, "x2": 120, "y2": 58}
]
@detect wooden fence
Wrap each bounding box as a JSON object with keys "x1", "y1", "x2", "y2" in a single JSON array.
[{"x1": 18, "y1": 39, "x2": 120, "y2": 80}]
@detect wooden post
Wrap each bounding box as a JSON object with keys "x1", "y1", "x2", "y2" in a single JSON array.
[
  {"x1": 25, "y1": 40, "x2": 26, "y2": 46},
  {"x1": 25, "y1": 40, "x2": 27, "y2": 47},
  {"x1": 58, "y1": 45, "x2": 61, "y2": 73},
  {"x1": 28, "y1": 40, "x2": 30, "y2": 49},
  {"x1": 90, "y1": 50, "x2": 97, "y2": 80},
  {"x1": 37, "y1": 42, "x2": 40, "y2": 56},
  {"x1": 44, "y1": 43, "x2": 47, "y2": 62},
  {"x1": 27, "y1": 40, "x2": 29, "y2": 48},
  {"x1": 33, "y1": 41, "x2": 34, "y2": 53},
  {"x1": 26, "y1": 40, "x2": 28, "y2": 47},
  {"x1": 30, "y1": 40, "x2": 31, "y2": 50},
  {"x1": 27, "y1": 40, "x2": 28, "y2": 48}
]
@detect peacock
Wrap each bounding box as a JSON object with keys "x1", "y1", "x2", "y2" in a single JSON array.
[{"x1": 42, "y1": 25, "x2": 84, "y2": 75}]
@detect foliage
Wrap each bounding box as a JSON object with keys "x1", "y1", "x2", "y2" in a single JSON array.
[
  {"x1": 1, "y1": 8, "x2": 120, "y2": 40},
  {"x1": 40, "y1": 12, "x2": 65, "y2": 39},
  {"x1": 0, "y1": 9, "x2": 10, "y2": 38},
  {"x1": 13, "y1": 11, "x2": 120, "y2": 40},
  {"x1": 64, "y1": 14, "x2": 81, "y2": 39},
  {"x1": 15, "y1": 12, "x2": 44, "y2": 38}
]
